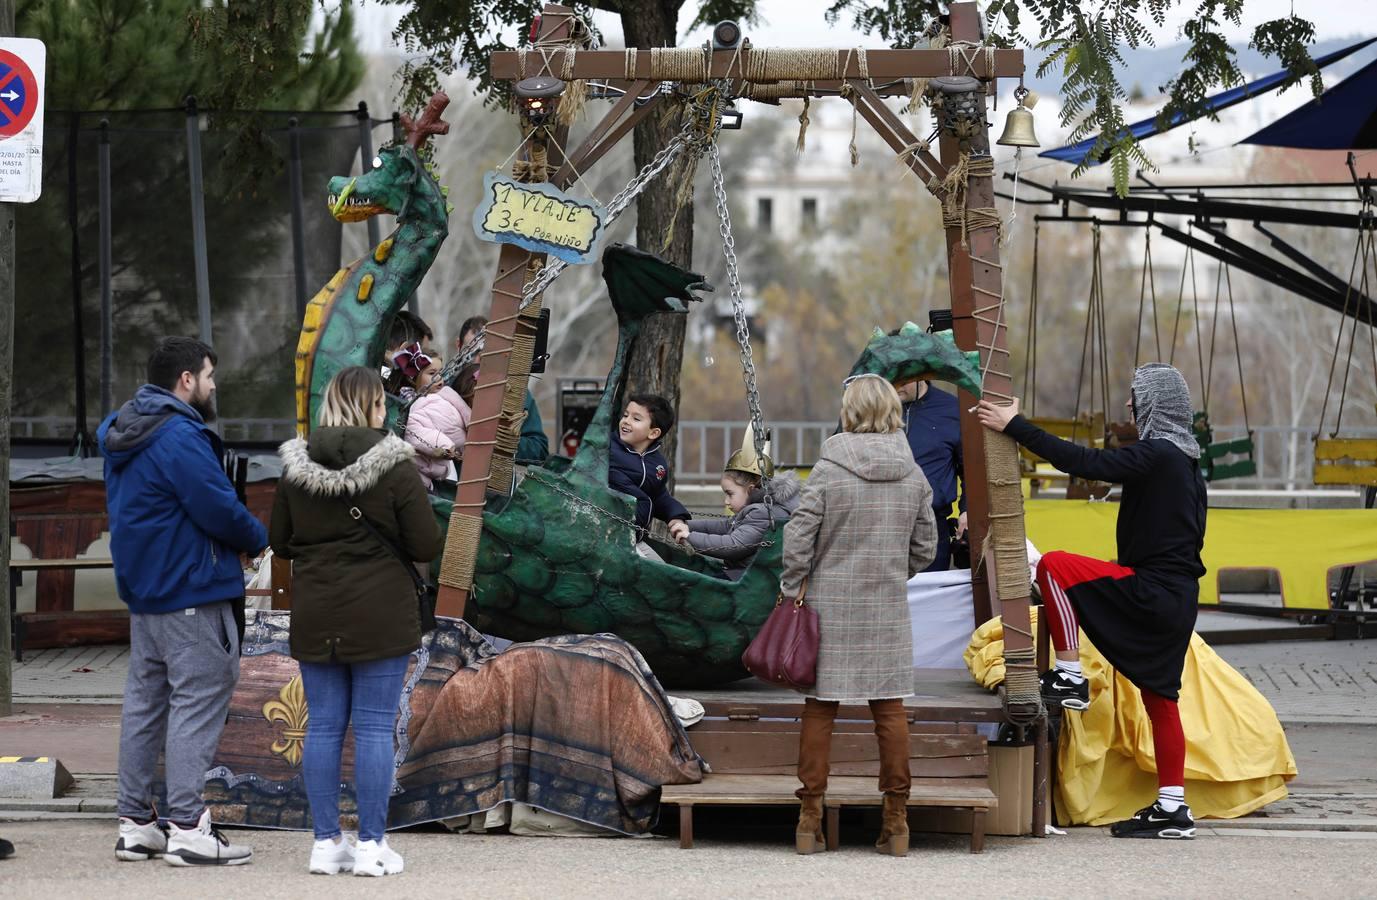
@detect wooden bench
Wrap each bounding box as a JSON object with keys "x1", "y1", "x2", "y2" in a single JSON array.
[
  {"x1": 8, "y1": 558, "x2": 117, "y2": 661},
  {"x1": 663, "y1": 700, "x2": 999, "y2": 852},
  {"x1": 663, "y1": 773, "x2": 996, "y2": 852}
]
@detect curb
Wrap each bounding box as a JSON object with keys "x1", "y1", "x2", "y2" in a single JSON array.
[
  {"x1": 1210, "y1": 817, "x2": 1377, "y2": 833},
  {"x1": 0, "y1": 796, "x2": 116, "y2": 814},
  {"x1": 1278, "y1": 717, "x2": 1377, "y2": 728}
]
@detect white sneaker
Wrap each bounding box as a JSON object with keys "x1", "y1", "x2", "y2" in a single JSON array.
[
  {"x1": 352, "y1": 838, "x2": 403, "y2": 876},
  {"x1": 163, "y1": 809, "x2": 253, "y2": 866},
  {"x1": 115, "y1": 816, "x2": 168, "y2": 861},
  {"x1": 309, "y1": 835, "x2": 355, "y2": 875}
]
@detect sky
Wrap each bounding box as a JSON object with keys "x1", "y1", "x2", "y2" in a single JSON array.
[{"x1": 354, "y1": 0, "x2": 1370, "y2": 55}]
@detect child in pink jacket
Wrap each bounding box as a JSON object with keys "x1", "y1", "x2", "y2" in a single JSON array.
[{"x1": 394, "y1": 342, "x2": 472, "y2": 490}]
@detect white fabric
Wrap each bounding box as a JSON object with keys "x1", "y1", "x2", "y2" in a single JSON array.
[
  {"x1": 666, "y1": 695, "x2": 705, "y2": 728},
  {"x1": 906, "y1": 569, "x2": 976, "y2": 669},
  {"x1": 245, "y1": 550, "x2": 273, "y2": 611}
]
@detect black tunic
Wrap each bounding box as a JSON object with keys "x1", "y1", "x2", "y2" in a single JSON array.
[{"x1": 1007, "y1": 416, "x2": 1208, "y2": 697}]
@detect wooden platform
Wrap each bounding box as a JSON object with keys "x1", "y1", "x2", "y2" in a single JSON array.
[
  {"x1": 664, "y1": 669, "x2": 1031, "y2": 851},
  {"x1": 662, "y1": 774, "x2": 997, "y2": 851},
  {"x1": 689, "y1": 669, "x2": 1005, "y2": 722}
]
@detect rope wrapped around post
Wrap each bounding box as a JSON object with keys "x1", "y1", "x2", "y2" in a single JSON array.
[
  {"x1": 979, "y1": 454, "x2": 1041, "y2": 724},
  {"x1": 439, "y1": 512, "x2": 484, "y2": 593},
  {"x1": 941, "y1": 152, "x2": 1001, "y2": 246},
  {"x1": 488, "y1": 257, "x2": 545, "y2": 492}
]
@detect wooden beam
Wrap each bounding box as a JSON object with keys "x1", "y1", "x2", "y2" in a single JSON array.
[
  {"x1": 552, "y1": 86, "x2": 664, "y2": 190},
  {"x1": 849, "y1": 81, "x2": 948, "y2": 182},
  {"x1": 590, "y1": 77, "x2": 913, "y2": 100},
  {"x1": 491, "y1": 47, "x2": 1024, "y2": 82},
  {"x1": 847, "y1": 94, "x2": 942, "y2": 196},
  {"x1": 844, "y1": 80, "x2": 948, "y2": 194},
  {"x1": 436, "y1": 5, "x2": 579, "y2": 618}
]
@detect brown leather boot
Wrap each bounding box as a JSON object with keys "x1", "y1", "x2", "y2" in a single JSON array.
[
  {"x1": 874, "y1": 792, "x2": 910, "y2": 856},
  {"x1": 795, "y1": 794, "x2": 825, "y2": 854},
  {"x1": 871, "y1": 699, "x2": 911, "y2": 856},
  {"x1": 795, "y1": 698, "x2": 837, "y2": 854}
]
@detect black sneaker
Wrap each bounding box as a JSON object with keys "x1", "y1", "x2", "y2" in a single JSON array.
[
  {"x1": 1110, "y1": 802, "x2": 1196, "y2": 839},
  {"x1": 1040, "y1": 669, "x2": 1090, "y2": 711},
  {"x1": 0, "y1": 836, "x2": 13, "y2": 859}
]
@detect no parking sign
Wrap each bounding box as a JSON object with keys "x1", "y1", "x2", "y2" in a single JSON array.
[{"x1": 0, "y1": 38, "x2": 44, "y2": 203}]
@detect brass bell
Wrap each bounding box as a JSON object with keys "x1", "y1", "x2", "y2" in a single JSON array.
[
  {"x1": 997, "y1": 104, "x2": 1039, "y2": 148},
  {"x1": 997, "y1": 87, "x2": 1040, "y2": 148}
]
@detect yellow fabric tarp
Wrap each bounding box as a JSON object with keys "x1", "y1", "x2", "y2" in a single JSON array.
[
  {"x1": 967, "y1": 610, "x2": 1297, "y2": 826},
  {"x1": 1023, "y1": 499, "x2": 1377, "y2": 610}
]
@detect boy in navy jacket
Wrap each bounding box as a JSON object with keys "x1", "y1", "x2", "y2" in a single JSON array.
[{"x1": 609, "y1": 393, "x2": 690, "y2": 532}]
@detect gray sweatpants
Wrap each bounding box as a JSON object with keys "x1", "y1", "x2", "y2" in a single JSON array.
[{"x1": 117, "y1": 600, "x2": 240, "y2": 823}]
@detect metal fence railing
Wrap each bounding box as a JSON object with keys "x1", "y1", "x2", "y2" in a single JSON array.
[
  {"x1": 671, "y1": 422, "x2": 1377, "y2": 490},
  {"x1": 12, "y1": 417, "x2": 1377, "y2": 492}
]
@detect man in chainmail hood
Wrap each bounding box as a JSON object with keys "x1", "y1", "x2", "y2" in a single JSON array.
[
  {"x1": 976, "y1": 362, "x2": 1208, "y2": 841},
  {"x1": 1131, "y1": 363, "x2": 1201, "y2": 460}
]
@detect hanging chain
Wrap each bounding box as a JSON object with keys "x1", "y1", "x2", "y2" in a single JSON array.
[
  {"x1": 405, "y1": 113, "x2": 712, "y2": 431},
  {"x1": 708, "y1": 140, "x2": 768, "y2": 481},
  {"x1": 536, "y1": 472, "x2": 773, "y2": 553}
]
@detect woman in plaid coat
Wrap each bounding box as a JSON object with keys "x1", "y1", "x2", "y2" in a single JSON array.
[{"x1": 781, "y1": 373, "x2": 938, "y2": 856}]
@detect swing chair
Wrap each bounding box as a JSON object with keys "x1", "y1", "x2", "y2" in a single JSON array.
[
  {"x1": 1019, "y1": 221, "x2": 1108, "y2": 496},
  {"x1": 1163, "y1": 233, "x2": 1257, "y2": 482},
  {"x1": 1314, "y1": 212, "x2": 1377, "y2": 487}
]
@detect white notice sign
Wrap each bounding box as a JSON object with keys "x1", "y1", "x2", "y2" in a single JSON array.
[{"x1": 0, "y1": 37, "x2": 44, "y2": 203}]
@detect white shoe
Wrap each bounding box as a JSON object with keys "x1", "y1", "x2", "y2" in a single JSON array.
[
  {"x1": 309, "y1": 835, "x2": 355, "y2": 875},
  {"x1": 352, "y1": 838, "x2": 403, "y2": 876},
  {"x1": 115, "y1": 816, "x2": 168, "y2": 861},
  {"x1": 163, "y1": 809, "x2": 253, "y2": 866}
]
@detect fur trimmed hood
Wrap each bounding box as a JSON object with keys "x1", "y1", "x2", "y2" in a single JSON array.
[
  {"x1": 749, "y1": 469, "x2": 802, "y2": 509},
  {"x1": 278, "y1": 428, "x2": 415, "y2": 497}
]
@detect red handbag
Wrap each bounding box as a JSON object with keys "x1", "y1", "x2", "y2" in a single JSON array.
[{"x1": 742, "y1": 580, "x2": 818, "y2": 690}]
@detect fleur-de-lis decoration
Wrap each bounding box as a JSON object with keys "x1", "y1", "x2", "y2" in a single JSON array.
[{"x1": 262, "y1": 674, "x2": 308, "y2": 768}]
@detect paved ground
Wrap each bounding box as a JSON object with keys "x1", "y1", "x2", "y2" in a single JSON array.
[
  {"x1": 1215, "y1": 639, "x2": 1377, "y2": 725},
  {"x1": 0, "y1": 819, "x2": 1375, "y2": 900}
]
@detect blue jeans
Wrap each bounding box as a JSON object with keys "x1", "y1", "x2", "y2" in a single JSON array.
[{"x1": 298, "y1": 655, "x2": 410, "y2": 842}]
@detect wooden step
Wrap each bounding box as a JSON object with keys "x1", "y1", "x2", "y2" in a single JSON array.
[{"x1": 662, "y1": 773, "x2": 997, "y2": 852}]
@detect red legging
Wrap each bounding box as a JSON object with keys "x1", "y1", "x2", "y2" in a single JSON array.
[{"x1": 1037, "y1": 552, "x2": 1187, "y2": 789}]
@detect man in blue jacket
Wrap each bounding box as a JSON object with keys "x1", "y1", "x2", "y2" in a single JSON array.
[
  {"x1": 897, "y1": 379, "x2": 966, "y2": 571},
  {"x1": 98, "y1": 337, "x2": 266, "y2": 867}
]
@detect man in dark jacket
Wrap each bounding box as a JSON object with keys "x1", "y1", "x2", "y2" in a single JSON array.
[
  {"x1": 609, "y1": 393, "x2": 691, "y2": 531},
  {"x1": 897, "y1": 379, "x2": 966, "y2": 571},
  {"x1": 98, "y1": 337, "x2": 267, "y2": 867},
  {"x1": 977, "y1": 363, "x2": 1208, "y2": 840}
]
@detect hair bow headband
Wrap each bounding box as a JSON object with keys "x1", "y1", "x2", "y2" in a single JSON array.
[{"x1": 392, "y1": 342, "x2": 433, "y2": 381}]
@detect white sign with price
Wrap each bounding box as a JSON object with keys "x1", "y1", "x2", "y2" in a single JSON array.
[{"x1": 0, "y1": 37, "x2": 44, "y2": 203}]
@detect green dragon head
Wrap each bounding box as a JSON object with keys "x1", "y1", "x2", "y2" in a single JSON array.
[
  {"x1": 327, "y1": 143, "x2": 442, "y2": 224},
  {"x1": 847, "y1": 321, "x2": 984, "y2": 398}
]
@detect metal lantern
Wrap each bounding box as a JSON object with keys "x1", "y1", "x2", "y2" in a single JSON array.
[
  {"x1": 928, "y1": 75, "x2": 986, "y2": 141},
  {"x1": 515, "y1": 76, "x2": 566, "y2": 127},
  {"x1": 996, "y1": 86, "x2": 1040, "y2": 148}
]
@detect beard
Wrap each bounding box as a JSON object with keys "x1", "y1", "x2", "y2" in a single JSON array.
[{"x1": 191, "y1": 388, "x2": 218, "y2": 423}]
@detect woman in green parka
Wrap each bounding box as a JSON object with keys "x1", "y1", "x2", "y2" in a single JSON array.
[{"x1": 270, "y1": 366, "x2": 443, "y2": 877}]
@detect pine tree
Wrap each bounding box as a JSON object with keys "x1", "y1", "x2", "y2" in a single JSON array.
[{"x1": 12, "y1": 0, "x2": 363, "y2": 425}]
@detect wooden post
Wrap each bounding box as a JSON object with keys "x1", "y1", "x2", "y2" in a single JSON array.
[
  {"x1": 435, "y1": 5, "x2": 577, "y2": 618},
  {"x1": 938, "y1": 3, "x2": 1036, "y2": 663}
]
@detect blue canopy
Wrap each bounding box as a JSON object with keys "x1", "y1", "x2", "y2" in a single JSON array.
[
  {"x1": 1039, "y1": 37, "x2": 1377, "y2": 166},
  {"x1": 1241, "y1": 54, "x2": 1377, "y2": 149}
]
